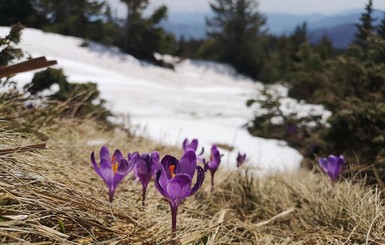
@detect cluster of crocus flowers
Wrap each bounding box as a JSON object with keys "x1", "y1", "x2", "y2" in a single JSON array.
[
  {"x1": 91, "y1": 146, "x2": 133, "y2": 203},
  {"x1": 91, "y1": 145, "x2": 205, "y2": 239},
  {"x1": 317, "y1": 155, "x2": 345, "y2": 182},
  {"x1": 236, "y1": 152, "x2": 247, "y2": 168}
]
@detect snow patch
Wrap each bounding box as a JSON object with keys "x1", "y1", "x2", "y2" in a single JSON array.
[{"x1": 0, "y1": 27, "x2": 326, "y2": 172}]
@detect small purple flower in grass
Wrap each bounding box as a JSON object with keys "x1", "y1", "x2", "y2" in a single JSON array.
[
  {"x1": 236, "y1": 152, "x2": 246, "y2": 168},
  {"x1": 182, "y1": 138, "x2": 198, "y2": 152},
  {"x1": 317, "y1": 155, "x2": 345, "y2": 182},
  {"x1": 286, "y1": 124, "x2": 298, "y2": 135},
  {"x1": 132, "y1": 151, "x2": 161, "y2": 206},
  {"x1": 91, "y1": 146, "x2": 133, "y2": 203},
  {"x1": 204, "y1": 144, "x2": 221, "y2": 193},
  {"x1": 154, "y1": 151, "x2": 205, "y2": 238},
  {"x1": 182, "y1": 138, "x2": 205, "y2": 159}
]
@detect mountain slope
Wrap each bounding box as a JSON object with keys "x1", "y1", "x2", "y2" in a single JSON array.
[
  {"x1": 161, "y1": 9, "x2": 384, "y2": 49},
  {"x1": 0, "y1": 27, "x2": 331, "y2": 171},
  {"x1": 309, "y1": 23, "x2": 357, "y2": 49}
]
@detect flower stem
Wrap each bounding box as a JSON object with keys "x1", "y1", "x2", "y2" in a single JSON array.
[
  {"x1": 109, "y1": 203, "x2": 116, "y2": 222},
  {"x1": 210, "y1": 172, "x2": 215, "y2": 194},
  {"x1": 142, "y1": 187, "x2": 146, "y2": 207},
  {"x1": 108, "y1": 188, "x2": 114, "y2": 203},
  {"x1": 170, "y1": 203, "x2": 178, "y2": 239}
]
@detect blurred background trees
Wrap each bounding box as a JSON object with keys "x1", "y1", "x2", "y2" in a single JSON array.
[
  {"x1": 119, "y1": 0, "x2": 175, "y2": 62},
  {"x1": 205, "y1": 0, "x2": 266, "y2": 79},
  {"x1": 0, "y1": 0, "x2": 175, "y2": 61}
]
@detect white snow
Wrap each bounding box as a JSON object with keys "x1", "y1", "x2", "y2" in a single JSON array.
[{"x1": 0, "y1": 27, "x2": 329, "y2": 172}]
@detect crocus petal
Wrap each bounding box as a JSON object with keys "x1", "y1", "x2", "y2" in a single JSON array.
[
  {"x1": 197, "y1": 147, "x2": 205, "y2": 156},
  {"x1": 318, "y1": 157, "x2": 328, "y2": 173},
  {"x1": 100, "y1": 158, "x2": 114, "y2": 185},
  {"x1": 189, "y1": 139, "x2": 198, "y2": 152},
  {"x1": 117, "y1": 159, "x2": 132, "y2": 175},
  {"x1": 183, "y1": 138, "x2": 198, "y2": 152},
  {"x1": 166, "y1": 173, "x2": 192, "y2": 206},
  {"x1": 182, "y1": 138, "x2": 189, "y2": 152},
  {"x1": 237, "y1": 152, "x2": 246, "y2": 167},
  {"x1": 161, "y1": 155, "x2": 178, "y2": 179},
  {"x1": 151, "y1": 152, "x2": 162, "y2": 174},
  {"x1": 176, "y1": 150, "x2": 197, "y2": 179},
  {"x1": 189, "y1": 166, "x2": 205, "y2": 196},
  {"x1": 327, "y1": 155, "x2": 344, "y2": 180},
  {"x1": 130, "y1": 152, "x2": 139, "y2": 161},
  {"x1": 135, "y1": 157, "x2": 149, "y2": 176},
  {"x1": 91, "y1": 151, "x2": 102, "y2": 176},
  {"x1": 208, "y1": 145, "x2": 221, "y2": 171},
  {"x1": 112, "y1": 149, "x2": 124, "y2": 164},
  {"x1": 151, "y1": 151, "x2": 160, "y2": 163},
  {"x1": 100, "y1": 146, "x2": 111, "y2": 164},
  {"x1": 156, "y1": 164, "x2": 169, "y2": 191},
  {"x1": 134, "y1": 155, "x2": 153, "y2": 188},
  {"x1": 154, "y1": 169, "x2": 170, "y2": 199},
  {"x1": 112, "y1": 172, "x2": 128, "y2": 190}
]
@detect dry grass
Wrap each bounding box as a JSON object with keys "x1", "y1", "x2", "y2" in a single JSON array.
[{"x1": 1, "y1": 118, "x2": 385, "y2": 244}]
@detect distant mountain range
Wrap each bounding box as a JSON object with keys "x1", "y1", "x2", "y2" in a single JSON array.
[{"x1": 160, "y1": 9, "x2": 384, "y2": 49}]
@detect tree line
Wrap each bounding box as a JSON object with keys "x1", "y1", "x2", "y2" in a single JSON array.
[{"x1": 0, "y1": 0, "x2": 175, "y2": 64}]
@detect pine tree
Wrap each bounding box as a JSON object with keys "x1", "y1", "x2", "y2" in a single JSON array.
[
  {"x1": 206, "y1": 0, "x2": 266, "y2": 79},
  {"x1": 0, "y1": 23, "x2": 24, "y2": 66},
  {"x1": 315, "y1": 35, "x2": 333, "y2": 60},
  {"x1": 354, "y1": 0, "x2": 375, "y2": 51},
  {"x1": 120, "y1": 0, "x2": 149, "y2": 53},
  {"x1": 31, "y1": 0, "x2": 106, "y2": 37},
  {"x1": 120, "y1": 0, "x2": 174, "y2": 61},
  {"x1": 378, "y1": 11, "x2": 385, "y2": 39},
  {"x1": 0, "y1": 0, "x2": 36, "y2": 26},
  {"x1": 290, "y1": 22, "x2": 308, "y2": 48}
]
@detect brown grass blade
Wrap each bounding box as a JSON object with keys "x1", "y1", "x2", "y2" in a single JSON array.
[{"x1": 0, "y1": 143, "x2": 47, "y2": 156}]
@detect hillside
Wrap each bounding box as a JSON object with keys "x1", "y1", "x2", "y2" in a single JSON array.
[
  {"x1": 0, "y1": 26, "x2": 334, "y2": 171},
  {"x1": 1, "y1": 27, "x2": 385, "y2": 244},
  {"x1": 309, "y1": 23, "x2": 357, "y2": 49},
  {"x1": 1, "y1": 117, "x2": 384, "y2": 243}
]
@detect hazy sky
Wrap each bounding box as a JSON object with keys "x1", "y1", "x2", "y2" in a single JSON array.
[
  {"x1": 151, "y1": 0, "x2": 385, "y2": 13},
  {"x1": 108, "y1": 0, "x2": 385, "y2": 16}
]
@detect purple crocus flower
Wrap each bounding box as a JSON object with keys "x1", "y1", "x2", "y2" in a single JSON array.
[
  {"x1": 182, "y1": 138, "x2": 198, "y2": 152},
  {"x1": 204, "y1": 144, "x2": 221, "y2": 193},
  {"x1": 317, "y1": 155, "x2": 345, "y2": 182},
  {"x1": 154, "y1": 151, "x2": 205, "y2": 237},
  {"x1": 183, "y1": 137, "x2": 205, "y2": 156},
  {"x1": 236, "y1": 152, "x2": 247, "y2": 168},
  {"x1": 91, "y1": 146, "x2": 133, "y2": 203},
  {"x1": 132, "y1": 151, "x2": 161, "y2": 206}
]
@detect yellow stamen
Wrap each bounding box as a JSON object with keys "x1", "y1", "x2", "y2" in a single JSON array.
[
  {"x1": 112, "y1": 162, "x2": 119, "y2": 174},
  {"x1": 169, "y1": 165, "x2": 176, "y2": 178}
]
